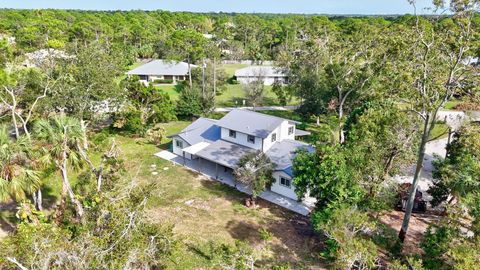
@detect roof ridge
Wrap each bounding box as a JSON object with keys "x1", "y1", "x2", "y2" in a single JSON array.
[{"x1": 232, "y1": 108, "x2": 294, "y2": 123}]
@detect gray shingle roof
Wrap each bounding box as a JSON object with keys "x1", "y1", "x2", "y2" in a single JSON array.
[
  {"x1": 195, "y1": 140, "x2": 256, "y2": 168},
  {"x1": 168, "y1": 118, "x2": 220, "y2": 145},
  {"x1": 266, "y1": 139, "x2": 315, "y2": 171},
  {"x1": 215, "y1": 109, "x2": 288, "y2": 139},
  {"x1": 235, "y1": 66, "x2": 287, "y2": 78},
  {"x1": 127, "y1": 60, "x2": 197, "y2": 76}
]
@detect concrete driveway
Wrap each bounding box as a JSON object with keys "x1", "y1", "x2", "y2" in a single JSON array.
[{"x1": 394, "y1": 110, "x2": 479, "y2": 201}]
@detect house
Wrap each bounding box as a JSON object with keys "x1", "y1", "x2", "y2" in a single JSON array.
[
  {"x1": 126, "y1": 59, "x2": 197, "y2": 84},
  {"x1": 168, "y1": 109, "x2": 313, "y2": 201},
  {"x1": 234, "y1": 66, "x2": 287, "y2": 85}
]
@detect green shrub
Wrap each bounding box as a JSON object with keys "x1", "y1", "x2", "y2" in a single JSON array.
[
  {"x1": 227, "y1": 76, "x2": 239, "y2": 84},
  {"x1": 258, "y1": 228, "x2": 273, "y2": 241},
  {"x1": 153, "y1": 79, "x2": 174, "y2": 84},
  {"x1": 112, "y1": 110, "x2": 145, "y2": 134},
  {"x1": 421, "y1": 224, "x2": 457, "y2": 269}
]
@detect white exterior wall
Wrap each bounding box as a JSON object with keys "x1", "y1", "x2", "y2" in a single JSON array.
[
  {"x1": 263, "y1": 125, "x2": 282, "y2": 152},
  {"x1": 237, "y1": 76, "x2": 286, "y2": 86},
  {"x1": 172, "y1": 137, "x2": 192, "y2": 159},
  {"x1": 262, "y1": 121, "x2": 296, "y2": 152},
  {"x1": 271, "y1": 171, "x2": 298, "y2": 200},
  {"x1": 282, "y1": 121, "x2": 296, "y2": 140},
  {"x1": 220, "y1": 127, "x2": 262, "y2": 150}
]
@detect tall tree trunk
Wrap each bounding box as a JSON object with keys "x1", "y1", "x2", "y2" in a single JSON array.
[
  {"x1": 33, "y1": 189, "x2": 43, "y2": 211},
  {"x1": 188, "y1": 59, "x2": 193, "y2": 88},
  {"x1": 213, "y1": 58, "x2": 217, "y2": 102},
  {"x1": 60, "y1": 129, "x2": 84, "y2": 218},
  {"x1": 60, "y1": 160, "x2": 84, "y2": 218},
  {"x1": 398, "y1": 113, "x2": 432, "y2": 242},
  {"x1": 11, "y1": 108, "x2": 19, "y2": 139},
  {"x1": 80, "y1": 119, "x2": 89, "y2": 150},
  {"x1": 202, "y1": 59, "x2": 206, "y2": 98}
]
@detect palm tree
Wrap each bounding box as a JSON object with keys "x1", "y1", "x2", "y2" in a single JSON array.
[
  {"x1": 234, "y1": 151, "x2": 275, "y2": 207},
  {"x1": 34, "y1": 116, "x2": 85, "y2": 218},
  {"x1": 0, "y1": 126, "x2": 40, "y2": 204}
]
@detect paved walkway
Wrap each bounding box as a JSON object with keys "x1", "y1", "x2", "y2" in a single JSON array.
[{"x1": 155, "y1": 150, "x2": 314, "y2": 216}]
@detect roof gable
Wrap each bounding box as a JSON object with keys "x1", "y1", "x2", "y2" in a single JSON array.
[{"x1": 215, "y1": 109, "x2": 286, "y2": 138}]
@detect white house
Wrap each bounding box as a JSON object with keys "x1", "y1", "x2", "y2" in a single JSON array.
[
  {"x1": 235, "y1": 66, "x2": 288, "y2": 85},
  {"x1": 168, "y1": 109, "x2": 313, "y2": 201},
  {"x1": 127, "y1": 59, "x2": 197, "y2": 84}
]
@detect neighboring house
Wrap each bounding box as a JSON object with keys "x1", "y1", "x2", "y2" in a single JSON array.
[
  {"x1": 235, "y1": 66, "x2": 287, "y2": 85},
  {"x1": 168, "y1": 109, "x2": 313, "y2": 201},
  {"x1": 126, "y1": 59, "x2": 197, "y2": 84},
  {"x1": 235, "y1": 66, "x2": 288, "y2": 85}
]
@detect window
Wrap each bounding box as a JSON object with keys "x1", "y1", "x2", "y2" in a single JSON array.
[
  {"x1": 271, "y1": 133, "x2": 277, "y2": 142},
  {"x1": 229, "y1": 129, "x2": 236, "y2": 138},
  {"x1": 175, "y1": 140, "x2": 183, "y2": 148},
  {"x1": 247, "y1": 135, "x2": 255, "y2": 144},
  {"x1": 288, "y1": 126, "x2": 294, "y2": 135},
  {"x1": 280, "y1": 177, "x2": 291, "y2": 188}
]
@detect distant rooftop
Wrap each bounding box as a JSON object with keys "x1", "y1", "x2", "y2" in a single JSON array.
[
  {"x1": 127, "y1": 59, "x2": 197, "y2": 76},
  {"x1": 235, "y1": 66, "x2": 287, "y2": 78}
]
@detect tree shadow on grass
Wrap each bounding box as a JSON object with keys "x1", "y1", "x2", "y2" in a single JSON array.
[{"x1": 0, "y1": 202, "x2": 16, "y2": 234}]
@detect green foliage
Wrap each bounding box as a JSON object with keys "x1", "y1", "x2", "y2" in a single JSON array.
[
  {"x1": 317, "y1": 207, "x2": 379, "y2": 269},
  {"x1": 123, "y1": 76, "x2": 177, "y2": 125},
  {"x1": 258, "y1": 227, "x2": 274, "y2": 242},
  {"x1": 234, "y1": 151, "x2": 275, "y2": 199},
  {"x1": 271, "y1": 81, "x2": 292, "y2": 106},
  {"x1": 145, "y1": 125, "x2": 166, "y2": 146},
  {"x1": 0, "y1": 126, "x2": 40, "y2": 202},
  {"x1": 420, "y1": 224, "x2": 458, "y2": 269},
  {"x1": 389, "y1": 257, "x2": 425, "y2": 270},
  {"x1": 430, "y1": 123, "x2": 480, "y2": 232},
  {"x1": 0, "y1": 180, "x2": 177, "y2": 270},
  {"x1": 175, "y1": 86, "x2": 204, "y2": 118},
  {"x1": 112, "y1": 108, "x2": 145, "y2": 134},
  {"x1": 243, "y1": 76, "x2": 265, "y2": 108},
  {"x1": 204, "y1": 240, "x2": 258, "y2": 270},
  {"x1": 153, "y1": 79, "x2": 174, "y2": 84},
  {"x1": 344, "y1": 101, "x2": 419, "y2": 209},
  {"x1": 53, "y1": 43, "x2": 123, "y2": 119},
  {"x1": 293, "y1": 146, "x2": 363, "y2": 213}
]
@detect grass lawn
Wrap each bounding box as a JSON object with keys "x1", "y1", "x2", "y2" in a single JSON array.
[
  {"x1": 444, "y1": 100, "x2": 462, "y2": 110},
  {"x1": 221, "y1": 63, "x2": 249, "y2": 77},
  {"x1": 112, "y1": 124, "x2": 324, "y2": 269},
  {"x1": 429, "y1": 122, "x2": 450, "y2": 141},
  {"x1": 156, "y1": 84, "x2": 180, "y2": 101},
  {"x1": 0, "y1": 120, "x2": 324, "y2": 269}
]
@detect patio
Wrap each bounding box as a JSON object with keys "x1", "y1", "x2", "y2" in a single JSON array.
[{"x1": 155, "y1": 150, "x2": 314, "y2": 216}]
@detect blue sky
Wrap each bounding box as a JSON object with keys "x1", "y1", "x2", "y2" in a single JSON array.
[{"x1": 0, "y1": 0, "x2": 439, "y2": 15}]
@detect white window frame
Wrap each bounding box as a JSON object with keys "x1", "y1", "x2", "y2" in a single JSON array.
[
  {"x1": 175, "y1": 139, "x2": 183, "y2": 148},
  {"x1": 247, "y1": 135, "x2": 255, "y2": 144},
  {"x1": 280, "y1": 177, "x2": 291, "y2": 188},
  {"x1": 229, "y1": 129, "x2": 237, "y2": 138},
  {"x1": 288, "y1": 126, "x2": 294, "y2": 135},
  {"x1": 271, "y1": 133, "x2": 277, "y2": 142}
]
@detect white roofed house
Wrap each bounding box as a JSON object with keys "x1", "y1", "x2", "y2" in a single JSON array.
[
  {"x1": 166, "y1": 109, "x2": 315, "y2": 215},
  {"x1": 126, "y1": 59, "x2": 197, "y2": 84},
  {"x1": 235, "y1": 66, "x2": 288, "y2": 85}
]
